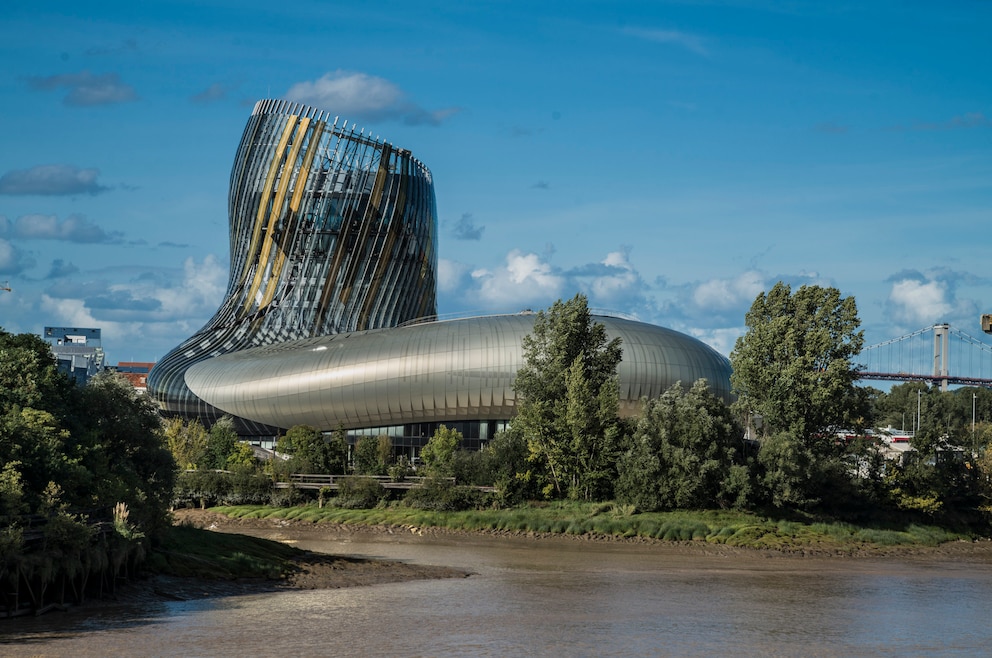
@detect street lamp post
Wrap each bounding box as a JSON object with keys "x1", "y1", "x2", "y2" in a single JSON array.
[
  {"x1": 917, "y1": 390, "x2": 922, "y2": 436},
  {"x1": 973, "y1": 393, "x2": 978, "y2": 459}
]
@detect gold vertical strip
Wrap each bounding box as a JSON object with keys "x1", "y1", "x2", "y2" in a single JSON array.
[
  {"x1": 257, "y1": 117, "x2": 311, "y2": 307},
  {"x1": 357, "y1": 172, "x2": 406, "y2": 329},
  {"x1": 338, "y1": 145, "x2": 391, "y2": 308},
  {"x1": 289, "y1": 120, "x2": 323, "y2": 214},
  {"x1": 241, "y1": 114, "x2": 298, "y2": 312}
]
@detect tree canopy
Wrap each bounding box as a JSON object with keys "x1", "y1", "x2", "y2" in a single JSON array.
[
  {"x1": 0, "y1": 328, "x2": 175, "y2": 535},
  {"x1": 512, "y1": 294, "x2": 624, "y2": 500},
  {"x1": 731, "y1": 282, "x2": 866, "y2": 442},
  {"x1": 616, "y1": 380, "x2": 749, "y2": 511}
]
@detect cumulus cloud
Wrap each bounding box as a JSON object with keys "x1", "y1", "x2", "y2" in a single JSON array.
[
  {"x1": 688, "y1": 327, "x2": 746, "y2": 358},
  {"x1": 0, "y1": 164, "x2": 108, "y2": 196},
  {"x1": 471, "y1": 250, "x2": 566, "y2": 309},
  {"x1": 0, "y1": 238, "x2": 33, "y2": 274},
  {"x1": 450, "y1": 213, "x2": 484, "y2": 241},
  {"x1": 622, "y1": 27, "x2": 709, "y2": 55},
  {"x1": 438, "y1": 258, "x2": 471, "y2": 296},
  {"x1": 568, "y1": 249, "x2": 650, "y2": 311},
  {"x1": 45, "y1": 255, "x2": 226, "y2": 324},
  {"x1": 1, "y1": 214, "x2": 122, "y2": 243},
  {"x1": 26, "y1": 70, "x2": 138, "y2": 106},
  {"x1": 884, "y1": 269, "x2": 977, "y2": 328},
  {"x1": 692, "y1": 270, "x2": 766, "y2": 312},
  {"x1": 285, "y1": 70, "x2": 460, "y2": 126}
]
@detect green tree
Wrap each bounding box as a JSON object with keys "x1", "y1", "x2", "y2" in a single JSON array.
[
  {"x1": 420, "y1": 425, "x2": 462, "y2": 477},
  {"x1": 483, "y1": 429, "x2": 541, "y2": 506},
  {"x1": 377, "y1": 434, "x2": 393, "y2": 470},
  {"x1": 226, "y1": 442, "x2": 258, "y2": 470},
  {"x1": 278, "y1": 424, "x2": 338, "y2": 473},
  {"x1": 513, "y1": 294, "x2": 623, "y2": 500},
  {"x1": 206, "y1": 416, "x2": 239, "y2": 470},
  {"x1": 616, "y1": 380, "x2": 749, "y2": 511},
  {"x1": 163, "y1": 417, "x2": 209, "y2": 470},
  {"x1": 354, "y1": 435, "x2": 383, "y2": 475},
  {"x1": 326, "y1": 426, "x2": 349, "y2": 475},
  {"x1": 75, "y1": 372, "x2": 177, "y2": 535},
  {"x1": 730, "y1": 282, "x2": 867, "y2": 509}
]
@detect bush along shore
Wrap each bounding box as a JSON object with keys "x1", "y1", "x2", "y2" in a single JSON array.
[{"x1": 197, "y1": 501, "x2": 992, "y2": 558}]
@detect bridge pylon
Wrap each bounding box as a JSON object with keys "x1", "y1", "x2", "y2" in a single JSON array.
[{"x1": 934, "y1": 323, "x2": 950, "y2": 392}]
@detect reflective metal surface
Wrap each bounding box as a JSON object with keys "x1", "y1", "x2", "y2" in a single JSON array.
[
  {"x1": 149, "y1": 99, "x2": 733, "y2": 438},
  {"x1": 147, "y1": 100, "x2": 437, "y2": 433},
  {"x1": 186, "y1": 314, "x2": 732, "y2": 431}
]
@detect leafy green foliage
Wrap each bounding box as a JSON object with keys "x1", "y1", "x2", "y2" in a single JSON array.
[
  {"x1": 482, "y1": 429, "x2": 540, "y2": 506},
  {"x1": 730, "y1": 283, "x2": 867, "y2": 510},
  {"x1": 403, "y1": 477, "x2": 489, "y2": 511},
  {"x1": 420, "y1": 425, "x2": 462, "y2": 478},
  {"x1": 277, "y1": 424, "x2": 345, "y2": 475},
  {"x1": 164, "y1": 416, "x2": 208, "y2": 470},
  {"x1": 206, "y1": 416, "x2": 240, "y2": 470},
  {"x1": 731, "y1": 282, "x2": 866, "y2": 443},
  {"x1": 0, "y1": 328, "x2": 176, "y2": 535},
  {"x1": 354, "y1": 435, "x2": 385, "y2": 475},
  {"x1": 513, "y1": 294, "x2": 623, "y2": 500},
  {"x1": 335, "y1": 477, "x2": 385, "y2": 508},
  {"x1": 616, "y1": 380, "x2": 750, "y2": 511}
]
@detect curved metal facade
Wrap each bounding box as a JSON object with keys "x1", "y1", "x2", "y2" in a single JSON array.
[
  {"x1": 184, "y1": 314, "x2": 732, "y2": 432},
  {"x1": 147, "y1": 100, "x2": 437, "y2": 431},
  {"x1": 149, "y1": 98, "x2": 733, "y2": 439}
]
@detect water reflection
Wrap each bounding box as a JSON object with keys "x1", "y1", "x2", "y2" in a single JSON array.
[{"x1": 3, "y1": 531, "x2": 992, "y2": 656}]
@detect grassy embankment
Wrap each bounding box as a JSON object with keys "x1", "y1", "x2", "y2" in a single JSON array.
[
  {"x1": 206, "y1": 502, "x2": 976, "y2": 553},
  {"x1": 145, "y1": 524, "x2": 305, "y2": 580}
]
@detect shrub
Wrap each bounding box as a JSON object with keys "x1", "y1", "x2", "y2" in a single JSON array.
[
  {"x1": 335, "y1": 477, "x2": 385, "y2": 509},
  {"x1": 173, "y1": 470, "x2": 230, "y2": 509},
  {"x1": 404, "y1": 477, "x2": 489, "y2": 511}
]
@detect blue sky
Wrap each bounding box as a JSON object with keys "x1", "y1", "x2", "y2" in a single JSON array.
[{"x1": 0, "y1": 1, "x2": 989, "y2": 366}]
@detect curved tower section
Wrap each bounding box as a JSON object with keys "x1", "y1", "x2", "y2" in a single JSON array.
[{"x1": 148, "y1": 99, "x2": 438, "y2": 431}]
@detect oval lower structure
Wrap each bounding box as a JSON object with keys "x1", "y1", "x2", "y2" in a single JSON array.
[{"x1": 184, "y1": 314, "x2": 732, "y2": 432}]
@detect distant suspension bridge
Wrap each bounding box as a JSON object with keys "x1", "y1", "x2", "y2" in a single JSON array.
[{"x1": 859, "y1": 323, "x2": 992, "y2": 390}]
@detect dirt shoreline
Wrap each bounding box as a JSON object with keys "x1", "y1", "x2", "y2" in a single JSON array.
[{"x1": 58, "y1": 508, "x2": 992, "y2": 612}]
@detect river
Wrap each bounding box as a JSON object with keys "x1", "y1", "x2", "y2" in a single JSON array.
[{"x1": 3, "y1": 528, "x2": 992, "y2": 656}]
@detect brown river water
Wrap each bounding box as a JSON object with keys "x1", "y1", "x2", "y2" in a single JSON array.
[{"x1": 3, "y1": 527, "x2": 992, "y2": 656}]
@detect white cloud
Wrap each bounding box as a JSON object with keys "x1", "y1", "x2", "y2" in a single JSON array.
[
  {"x1": 4, "y1": 214, "x2": 122, "y2": 243},
  {"x1": 472, "y1": 250, "x2": 565, "y2": 309},
  {"x1": 584, "y1": 250, "x2": 647, "y2": 310},
  {"x1": 437, "y1": 258, "x2": 470, "y2": 294},
  {"x1": 285, "y1": 70, "x2": 459, "y2": 126},
  {"x1": 688, "y1": 327, "x2": 746, "y2": 358},
  {"x1": 692, "y1": 270, "x2": 766, "y2": 311},
  {"x1": 0, "y1": 164, "x2": 108, "y2": 196},
  {"x1": 0, "y1": 238, "x2": 32, "y2": 274},
  {"x1": 888, "y1": 278, "x2": 953, "y2": 325},
  {"x1": 39, "y1": 255, "x2": 227, "y2": 359}
]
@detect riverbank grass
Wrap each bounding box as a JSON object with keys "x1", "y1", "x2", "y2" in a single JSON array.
[
  {"x1": 146, "y1": 524, "x2": 303, "y2": 580},
  {"x1": 207, "y1": 502, "x2": 972, "y2": 552}
]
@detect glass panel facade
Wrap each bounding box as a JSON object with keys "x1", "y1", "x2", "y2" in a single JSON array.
[{"x1": 150, "y1": 99, "x2": 734, "y2": 444}]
